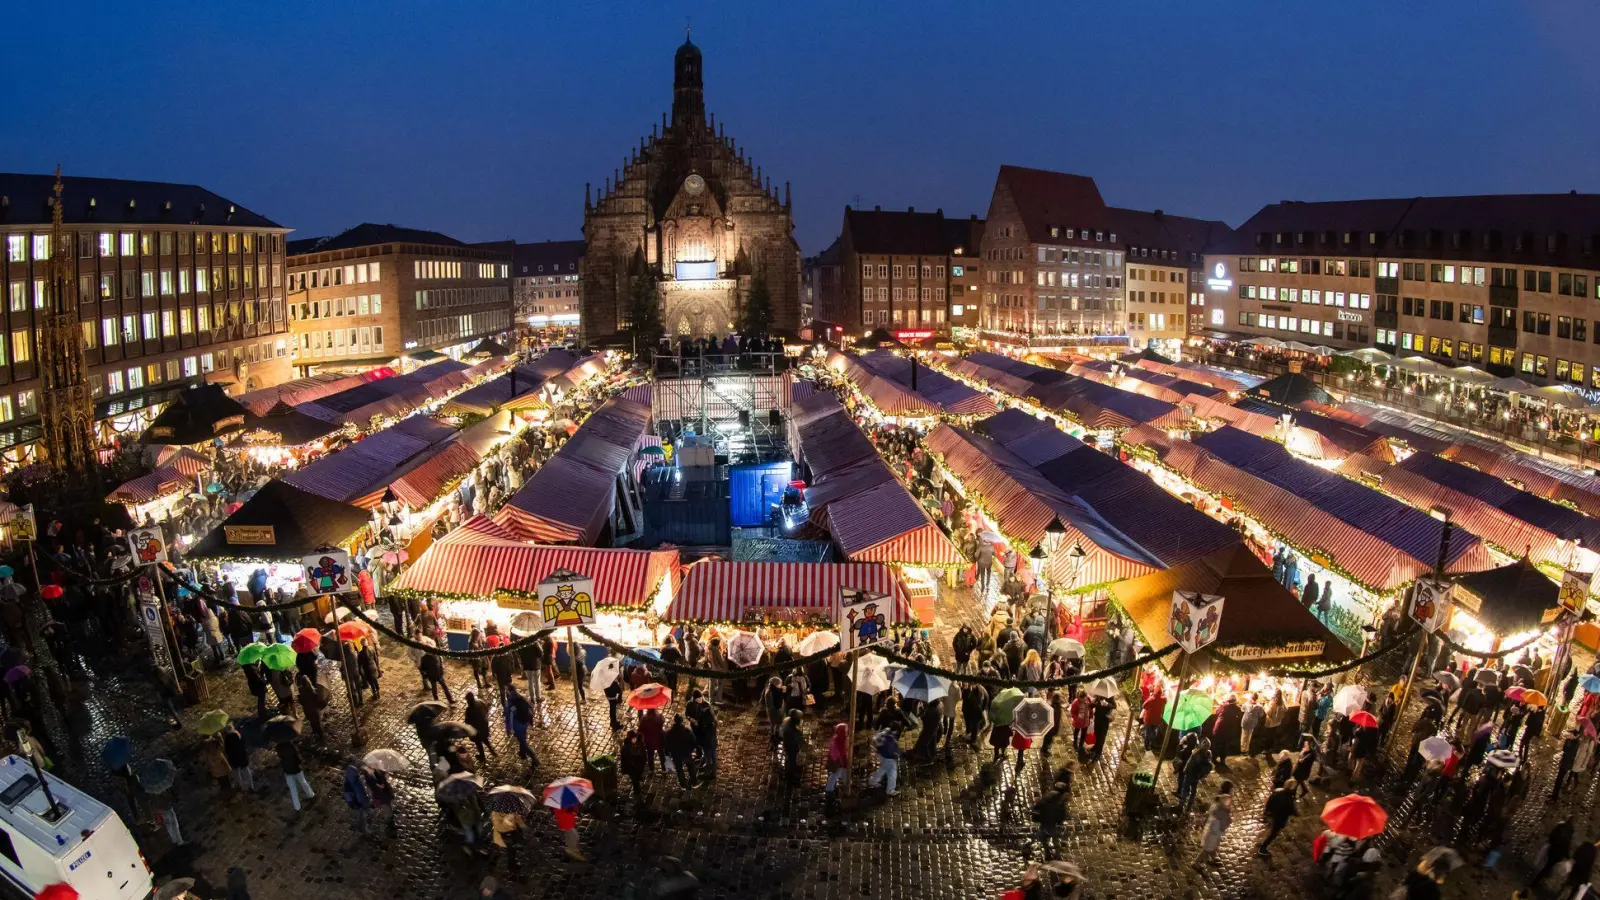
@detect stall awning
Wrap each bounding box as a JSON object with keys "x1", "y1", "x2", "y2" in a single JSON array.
[
  {"x1": 237, "y1": 401, "x2": 344, "y2": 447},
  {"x1": 140, "y1": 384, "x2": 248, "y2": 445},
  {"x1": 388, "y1": 441, "x2": 482, "y2": 509},
  {"x1": 667, "y1": 561, "x2": 911, "y2": 623},
  {"x1": 496, "y1": 455, "x2": 617, "y2": 544},
  {"x1": 440, "y1": 365, "x2": 546, "y2": 417},
  {"x1": 389, "y1": 522, "x2": 678, "y2": 609},
  {"x1": 824, "y1": 480, "x2": 965, "y2": 566},
  {"x1": 281, "y1": 420, "x2": 456, "y2": 507},
  {"x1": 1451, "y1": 558, "x2": 1560, "y2": 637},
  {"x1": 189, "y1": 481, "x2": 370, "y2": 560},
  {"x1": 1110, "y1": 544, "x2": 1352, "y2": 665},
  {"x1": 107, "y1": 466, "x2": 189, "y2": 506},
  {"x1": 154, "y1": 446, "x2": 211, "y2": 479}
]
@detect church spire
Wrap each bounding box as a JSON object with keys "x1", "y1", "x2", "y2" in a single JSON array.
[{"x1": 672, "y1": 33, "x2": 705, "y2": 130}]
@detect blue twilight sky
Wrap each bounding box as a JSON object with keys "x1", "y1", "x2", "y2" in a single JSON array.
[{"x1": 3, "y1": 1, "x2": 1597, "y2": 255}]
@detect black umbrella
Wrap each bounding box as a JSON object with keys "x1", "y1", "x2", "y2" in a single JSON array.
[
  {"x1": 408, "y1": 701, "x2": 448, "y2": 726},
  {"x1": 261, "y1": 715, "x2": 302, "y2": 744},
  {"x1": 428, "y1": 721, "x2": 477, "y2": 742},
  {"x1": 482, "y1": 784, "x2": 538, "y2": 815},
  {"x1": 434, "y1": 772, "x2": 484, "y2": 804}
]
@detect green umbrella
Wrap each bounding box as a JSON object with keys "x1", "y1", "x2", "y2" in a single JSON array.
[
  {"x1": 194, "y1": 709, "x2": 230, "y2": 736},
  {"x1": 989, "y1": 687, "x2": 1026, "y2": 727},
  {"x1": 260, "y1": 643, "x2": 296, "y2": 671},
  {"x1": 1162, "y1": 689, "x2": 1214, "y2": 732},
  {"x1": 638, "y1": 445, "x2": 665, "y2": 456},
  {"x1": 236, "y1": 642, "x2": 269, "y2": 665}
]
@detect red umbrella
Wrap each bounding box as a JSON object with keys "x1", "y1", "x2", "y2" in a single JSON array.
[
  {"x1": 290, "y1": 634, "x2": 318, "y2": 653},
  {"x1": 336, "y1": 622, "x2": 366, "y2": 642},
  {"x1": 39, "y1": 584, "x2": 62, "y2": 600},
  {"x1": 1321, "y1": 793, "x2": 1388, "y2": 839},
  {"x1": 1349, "y1": 710, "x2": 1379, "y2": 729},
  {"x1": 36, "y1": 884, "x2": 78, "y2": 900},
  {"x1": 626, "y1": 683, "x2": 672, "y2": 710},
  {"x1": 295, "y1": 627, "x2": 322, "y2": 643}
]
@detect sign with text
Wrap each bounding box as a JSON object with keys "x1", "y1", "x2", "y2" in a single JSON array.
[
  {"x1": 10, "y1": 505, "x2": 36, "y2": 543},
  {"x1": 127, "y1": 528, "x2": 167, "y2": 566},
  {"x1": 136, "y1": 576, "x2": 175, "y2": 680},
  {"x1": 1169, "y1": 590, "x2": 1225, "y2": 654},
  {"x1": 224, "y1": 525, "x2": 276, "y2": 546},
  {"x1": 1409, "y1": 579, "x2": 1454, "y2": 634},
  {"x1": 302, "y1": 550, "x2": 352, "y2": 596},
  {"x1": 1559, "y1": 569, "x2": 1594, "y2": 614},
  {"x1": 839, "y1": 587, "x2": 891, "y2": 652},
  {"x1": 538, "y1": 569, "x2": 595, "y2": 627}
]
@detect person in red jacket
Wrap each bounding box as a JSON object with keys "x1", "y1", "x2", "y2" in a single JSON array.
[{"x1": 1141, "y1": 689, "x2": 1167, "y2": 752}]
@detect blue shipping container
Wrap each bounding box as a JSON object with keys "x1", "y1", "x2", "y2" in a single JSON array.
[{"x1": 729, "y1": 462, "x2": 792, "y2": 527}]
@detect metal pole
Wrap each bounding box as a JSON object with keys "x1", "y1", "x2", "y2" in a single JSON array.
[
  {"x1": 843, "y1": 651, "x2": 860, "y2": 789},
  {"x1": 568, "y1": 626, "x2": 589, "y2": 761},
  {"x1": 16, "y1": 727, "x2": 59, "y2": 818},
  {"x1": 1150, "y1": 651, "x2": 1190, "y2": 790},
  {"x1": 19, "y1": 542, "x2": 39, "y2": 654}
]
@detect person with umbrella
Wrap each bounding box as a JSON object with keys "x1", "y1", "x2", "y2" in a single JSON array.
[
  {"x1": 686, "y1": 690, "x2": 717, "y2": 777},
  {"x1": 665, "y1": 713, "x2": 700, "y2": 789},
  {"x1": 276, "y1": 735, "x2": 314, "y2": 812},
  {"x1": 357, "y1": 640, "x2": 382, "y2": 700},
  {"x1": 543, "y1": 777, "x2": 590, "y2": 861},
  {"x1": 463, "y1": 690, "x2": 496, "y2": 763},
  {"x1": 490, "y1": 641, "x2": 516, "y2": 714},
  {"x1": 222, "y1": 723, "x2": 253, "y2": 793},
  {"x1": 342, "y1": 763, "x2": 372, "y2": 834},
  {"x1": 1069, "y1": 691, "x2": 1092, "y2": 756},
  {"x1": 242, "y1": 659, "x2": 269, "y2": 719},
  {"x1": 201, "y1": 731, "x2": 232, "y2": 794},
  {"x1": 505, "y1": 685, "x2": 537, "y2": 768},
  {"x1": 295, "y1": 674, "x2": 328, "y2": 743}
]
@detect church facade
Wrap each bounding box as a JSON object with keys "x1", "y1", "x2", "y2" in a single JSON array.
[{"x1": 580, "y1": 37, "x2": 802, "y2": 343}]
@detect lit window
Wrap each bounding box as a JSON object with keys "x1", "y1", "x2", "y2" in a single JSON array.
[
  {"x1": 10, "y1": 331, "x2": 28, "y2": 364},
  {"x1": 119, "y1": 233, "x2": 134, "y2": 256},
  {"x1": 5, "y1": 236, "x2": 24, "y2": 262},
  {"x1": 106, "y1": 370, "x2": 124, "y2": 394},
  {"x1": 31, "y1": 235, "x2": 49, "y2": 260},
  {"x1": 127, "y1": 367, "x2": 143, "y2": 390}
]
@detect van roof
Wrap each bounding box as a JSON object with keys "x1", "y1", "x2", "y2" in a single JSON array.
[{"x1": 0, "y1": 757, "x2": 110, "y2": 858}]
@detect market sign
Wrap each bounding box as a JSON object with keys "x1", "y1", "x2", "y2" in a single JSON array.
[
  {"x1": 10, "y1": 505, "x2": 36, "y2": 543},
  {"x1": 301, "y1": 550, "x2": 352, "y2": 596},
  {"x1": 494, "y1": 591, "x2": 542, "y2": 612},
  {"x1": 1220, "y1": 640, "x2": 1327, "y2": 662},
  {"x1": 224, "y1": 525, "x2": 276, "y2": 546},
  {"x1": 213, "y1": 414, "x2": 245, "y2": 434},
  {"x1": 127, "y1": 528, "x2": 167, "y2": 565},
  {"x1": 538, "y1": 569, "x2": 596, "y2": 627},
  {"x1": 136, "y1": 575, "x2": 175, "y2": 680},
  {"x1": 1559, "y1": 568, "x2": 1594, "y2": 614},
  {"x1": 1409, "y1": 579, "x2": 1453, "y2": 633},
  {"x1": 839, "y1": 586, "x2": 891, "y2": 652},
  {"x1": 893, "y1": 330, "x2": 934, "y2": 341},
  {"x1": 1169, "y1": 590, "x2": 1224, "y2": 654}
]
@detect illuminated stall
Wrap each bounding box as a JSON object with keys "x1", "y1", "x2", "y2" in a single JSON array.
[
  {"x1": 666, "y1": 560, "x2": 912, "y2": 647},
  {"x1": 140, "y1": 384, "x2": 248, "y2": 448},
  {"x1": 1448, "y1": 558, "x2": 1563, "y2": 655}
]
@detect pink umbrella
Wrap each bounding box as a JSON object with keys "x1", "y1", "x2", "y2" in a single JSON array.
[{"x1": 626, "y1": 683, "x2": 672, "y2": 710}]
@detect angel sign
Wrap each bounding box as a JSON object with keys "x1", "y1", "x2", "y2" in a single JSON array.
[{"x1": 539, "y1": 571, "x2": 596, "y2": 627}]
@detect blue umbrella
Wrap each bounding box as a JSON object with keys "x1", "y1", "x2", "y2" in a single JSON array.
[
  {"x1": 892, "y1": 668, "x2": 950, "y2": 703},
  {"x1": 629, "y1": 646, "x2": 662, "y2": 662},
  {"x1": 0, "y1": 566, "x2": 14, "y2": 578},
  {"x1": 1581, "y1": 674, "x2": 1600, "y2": 695},
  {"x1": 102, "y1": 736, "x2": 133, "y2": 770}
]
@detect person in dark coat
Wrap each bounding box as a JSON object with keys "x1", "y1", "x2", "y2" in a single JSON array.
[
  {"x1": 619, "y1": 730, "x2": 649, "y2": 797},
  {"x1": 664, "y1": 714, "x2": 699, "y2": 788},
  {"x1": 1292, "y1": 738, "x2": 1318, "y2": 796},
  {"x1": 779, "y1": 710, "x2": 804, "y2": 786},
  {"x1": 295, "y1": 648, "x2": 320, "y2": 685},
  {"x1": 1270, "y1": 750, "x2": 1294, "y2": 788},
  {"x1": 686, "y1": 690, "x2": 717, "y2": 774},
  {"x1": 357, "y1": 643, "x2": 381, "y2": 700},
  {"x1": 491, "y1": 649, "x2": 516, "y2": 713},
  {"x1": 910, "y1": 699, "x2": 943, "y2": 762},
  {"x1": 962, "y1": 682, "x2": 989, "y2": 746},
  {"x1": 1212, "y1": 696, "x2": 1244, "y2": 766},
  {"x1": 242, "y1": 661, "x2": 269, "y2": 719},
  {"x1": 1177, "y1": 738, "x2": 1212, "y2": 810},
  {"x1": 419, "y1": 652, "x2": 453, "y2": 703},
  {"x1": 603, "y1": 672, "x2": 624, "y2": 731},
  {"x1": 266, "y1": 666, "x2": 295, "y2": 717},
  {"x1": 1257, "y1": 781, "x2": 1298, "y2": 855},
  {"x1": 1090, "y1": 697, "x2": 1115, "y2": 760},
  {"x1": 505, "y1": 687, "x2": 536, "y2": 767},
  {"x1": 952, "y1": 624, "x2": 978, "y2": 672},
  {"x1": 640, "y1": 707, "x2": 666, "y2": 772},
  {"x1": 463, "y1": 691, "x2": 495, "y2": 762},
  {"x1": 295, "y1": 674, "x2": 327, "y2": 742}
]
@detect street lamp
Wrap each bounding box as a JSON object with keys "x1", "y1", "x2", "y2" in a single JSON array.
[
  {"x1": 1028, "y1": 543, "x2": 1047, "y2": 578},
  {"x1": 1043, "y1": 517, "x2": 1066, "y2": 557}
]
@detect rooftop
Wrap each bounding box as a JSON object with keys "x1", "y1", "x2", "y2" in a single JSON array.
[
  {"x1": 843, "y1": 207, "x2": 983, "y2": 256},
  {"x1": 514, "y1": 239, "x2": 585, "y2": 276},
  {"x1": 0, "y1": 172, "x2": 281, "y2": 229},
  {"x1": 288, "y1": 222, "x2": 467, "y2": 256}
]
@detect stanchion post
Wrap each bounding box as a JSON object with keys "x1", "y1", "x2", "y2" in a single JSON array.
[
  {"x1": 568, "y1": 626, "x2": 589, "y2": 761},
  {"x1": 1149, "y1": 651, "x2": 1190, "y2": 791},
  {"x1": 843, "y1": 650, "x2": 860, "y2": 789}
]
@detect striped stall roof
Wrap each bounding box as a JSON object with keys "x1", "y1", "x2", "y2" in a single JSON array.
[
  {"x1": 1182, "y1": 393, "x2": 1279, "y2": 437},
  {"x1": 795, "y1": 408, "x2": 881, "y2": 479},
  {"x1": 1027, "y1": 379, "x2": 1186, "y2": 430},
  {"x1": 1131, "y1": 359, "x2": 1247, "y2": 392},
  {"x1": 963, "y1": 351, "x2": 1071, "y2": 386},
  {"x1": 1235, "y1": 398, "x2": 1394, "y2": 462},
  {"x1": 666, "y1": 561, "x2": 910, "y2": 623},
  {"x1": 1386, "y1": 452, "x2": 1600, "y2": 561},
  {"x1": 155, "y1": 446, "x2": 211, "y2": 478},
  {"x1": 107, "y1": 465, "x2": 189, "y2": 505},
  {"x1": 495, "y1": 396, "x2": 652, "y2": 545},
  {"x1": 281, "y1": 417, "x2": 460, "y2": 507},
  {"x1": 978, "y1": 409, "x2": 1084, "y2": 466},
  {"x1": 826, "y1": 480, "x2": 964, "y2": 565},
  {"x1": 441, "y1": 365, "x2": 547, "y2": 416},
  {"x1": 835, "y1": 350, "x2": 997, "y2": 416},
  {"x1": 388, "y1": 441, "x2": 482, "y2": 509},
  {"x1": 389, "y1": 530, "x2": 678, "y2": 609},
  {"x1": 235, "y1": 372, "x2": 380, "y2": 416},
  {"x1": 1441, "y1": 441, "x2": 1600, "y2": 519},
  {"x1": 619, "y1": 383, "x2": 652, "y2": 406}
]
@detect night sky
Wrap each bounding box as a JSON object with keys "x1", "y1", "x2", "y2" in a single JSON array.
[{"x1": 5, "y1": 1, "x2": 1597, "y2": 254}]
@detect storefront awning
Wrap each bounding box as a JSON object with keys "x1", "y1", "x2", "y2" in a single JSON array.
[
  {"x1": 667, "y1": 560, "x2": 911, "y2": 623},
  {"x1": 107, "y1": 466, "x2": 190, "y2": 506}
]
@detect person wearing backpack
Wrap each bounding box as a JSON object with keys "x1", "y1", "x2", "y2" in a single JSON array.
[{"x1": 868, "y1": 727, "x2": 900, "y2": 796}]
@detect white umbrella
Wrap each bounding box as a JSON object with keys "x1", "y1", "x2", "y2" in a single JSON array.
[
  {"x1": 1416, "y1": 736, "x2": 1452, "y2": 763},
  {"x1": 856, "y1": 653, "x2": 893, "y2": 695},
  {"x1": 1086, "y1": 676, "x2": 1119, "y2": 699},
  {"x1": 796, "y1": 630, "x2": 839, "y2": 656},
  {"x1": 1047, "y1": 638, "x2": 1085, "y2": 660},
  {"x1": 362, "y1": 748, "x2": 411, "y2": 773},
  {"x1": 588, "y1": 656, "x2": 621, "y2": 693},
  {"x1": 725, "y1": 631, "x2": 765, "y2": 668},
  {"x1": 1332, "y1": 684, "x2": 1368, "y2": 717},
  {"x1": 324, "y1": 605, "x2": 353, "y2": 624}
]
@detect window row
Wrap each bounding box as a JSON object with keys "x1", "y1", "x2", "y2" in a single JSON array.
[
  {"x1": 294, "y1": 326, "x2": 386, "y2": 358},
  {"x1": 291, "y1": 262, "x2": 380, "y2": 292},
  {"x1": 416, "y1": 309, "x2": 511, "y2": 345},
  {"x1": 414, "y1": 287, "x2": 509, "y2": 310},
  {"x1": 1128, "y1": 268, "x2": 1184, "y2": 283},
  {"x1": 859, "y1": 308, "x2": 948, "y2": 326},
  {"x1": 1239, "y1": 257, "x2": 1373, "y2": 278},
  {"x1": 1239, "y1": 284, "x2": 1372, "y2": 308},
  {"x1": 861, "y1": 264, "x2": 947, "y2": 280},
  {"x1": 291, "y1": 294, "x2": 383, "y2": 321},
  {"x1": 5, "y1": 232, "x2": 282, "y2": 267}
]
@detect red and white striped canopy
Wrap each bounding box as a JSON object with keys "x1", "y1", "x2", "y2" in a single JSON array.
[
  {"x1": 107, "y1": 465, "x2": 190, "y2": 506},
  {"x1": 389, "y1": 523, "x2": 678, "y2": 608},
  {"x1": 825, "y1": 480, "x2": 965, "y2": 566},
  {"x1": 495, "y1": 456, "x2": 617, "y2": 544},
  {"x1": 155, "y1": 446, "x2": 211, "y2": 478},
  {"x1": 667, "y1": 561, "x2": 911, "y2": 623},
  {"x1": 387, "y1": 442, "x2": 482, "y2": 509}
]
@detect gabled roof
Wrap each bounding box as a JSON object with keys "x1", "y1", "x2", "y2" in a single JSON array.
[
  {"x1": 1452, "y1": 558, "x2": 1559, "y2": 636},
  {"x1": 514, "y1": 239, "x2": 584, "y2": 275},
  {"x1": 0, "y1": 173, "x2": 281, "y2": 228},
  {"x1": 993, "y1": 166, "x2": 1108, "y2": 244},
  {"x1": 288, "y1": 223, "x2": 465, "y2": 256},
  {"x1": 843, "y1": 208, "x2": 980, "y2": 256},
  {"x1": 141, "y1": 384, "x2": 247, "y2": 445},
  {"x1": 1205, "y1": 198, "x2": 1417, "y2": 257},
  {"x1": 1244, "y1": 372, "x2": 1335, "y2": 406},
  {"x1": 190, "y1": 481, "x2": 371, "y2": 560}
]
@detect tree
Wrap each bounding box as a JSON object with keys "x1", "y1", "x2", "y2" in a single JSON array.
[
  {"x1": 741, "y1": 276, "x2": 773, "y2": 337},
  {"x1": 627, "y1": 272, "x2": 664, "y2": 355}
]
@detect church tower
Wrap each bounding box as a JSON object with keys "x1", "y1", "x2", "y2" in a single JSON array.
[{"x1": 672, "y1": 34, "x2": 705, "y2": 130}]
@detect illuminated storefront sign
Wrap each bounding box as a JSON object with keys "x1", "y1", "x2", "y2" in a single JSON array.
[{"x1": 1205, "y1": 262, "x2": 1233, "y2": 292}]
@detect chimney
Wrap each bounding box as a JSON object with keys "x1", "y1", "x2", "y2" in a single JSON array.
[
  {"x1": 908, "y1": 207, "x2": 915, "y2": 213},
  {"x1": 874, "y1": 205, "x2": 881, "y2": 212},
  {"x1": 1153, "y1": 209, "x2": 1164, "y2": 218}
]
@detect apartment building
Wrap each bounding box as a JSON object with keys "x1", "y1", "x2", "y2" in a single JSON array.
[
  {"x1": 1206, "y1": 193, "x2": 1600, "y2": 386},
  {"x1": 512, "y1": 240, "x2": 583, "y2": 334},
  {"x1": 1115, "y1": 209, "x2": 1230, "y2": 355},
  {"x1": 821, "y1": 206, "x2": 983, "y2": 338},
  {"x1": 0, "y1": 173, "x2": 291, "y2": 448},
  {"x1": 287, "y1": 224, "x2": 512, "y2": 373}
]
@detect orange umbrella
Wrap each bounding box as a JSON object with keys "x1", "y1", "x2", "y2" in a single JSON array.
[
  {"x1": 290, "y1": 634, "x2": 318, "y2": 653},
  {"x1": 1321, "y1": 793, "x2": 1387, "y2": 839},
  {"x1": 1521, "y1": 690, "x2": 1549, "y2": 708},
  {"x1": 336, "y1": 622, "x2": 366, "y2": 642}
]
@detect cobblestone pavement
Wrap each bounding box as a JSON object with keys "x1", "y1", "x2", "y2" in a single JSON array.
[{"x1": 28, "y1": 581, "x2": 1594, "y2": 900}]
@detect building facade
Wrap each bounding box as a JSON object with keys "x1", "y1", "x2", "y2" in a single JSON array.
[
  {"x1": 513, "y1": 240, "x2": 583, "y2": 335},
  {"x1": 1116, "y1": 209, "x2": 1231, "y2": 355},
  {"x1": 580, "y1": 37, "x2": 802, "y2": 342},
  {"x1": 0, "y1": 173, "x2": 291, "y2": 452},
  {"x1": 1205, "y1": 194, "x2": 1600, "y2": 386},
  {"x1": 287, "y1": 224, "x2": 511, "y2": 374},
  {"x1": 820, "y1": 206, "x2": 983, "y2": 340}
]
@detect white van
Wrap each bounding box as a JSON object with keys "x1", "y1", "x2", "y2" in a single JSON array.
[{"x1": 0, "y1": 757, "x2": 151, "y2": 900}]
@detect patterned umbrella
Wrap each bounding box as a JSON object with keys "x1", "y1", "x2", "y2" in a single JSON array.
[
  {"x1": 1012, "y1": 696, "x2": 1055, "y2": 740},
  {"x1": 626, "y1": 683, "x2": 672, "y2": 710},
  {"x1": 989, "y1": 687, "x2": 1026, "y2": 726},
  {"x1": 725, "y1": 631, "x2": 765, "y2": 668},
  {"x1": 483, "y1": 785, "x2": 540, "y2": 815},
  {"x1": 1581, "y1": 674, "x2": 1600, "y2": 694},
  {"x1": 892, "y1": 668, "x2": 950, "y2": 703},
  {"x1": 361, "y1": 749, "x2": 410, "y2": 773},
  {"x1": 542, "y1": 776, "x2": 593, "y2": 809},
  {"x1": 1486, "y1": 749, "x2": 1519, "y2": 769},
  {"x1": 435, "y1": 772, "x2": 484, "y2": 804},
  {"x1": 509, "y1": 611, "x2": 545, "y2": 635}
]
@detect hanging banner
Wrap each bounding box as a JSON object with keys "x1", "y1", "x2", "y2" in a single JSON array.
[
  {"x1": 136, "y1": 575, "x2": 175, "y2": 680},
  {"x1": 127, "y1": 527, "x2": 168, "y2": 566},
  {"x1": 1559, "y1": 569, "x2": 1593, "y2": 614},
  {"x1": 301, "y1": 550, "x2": 352, "y2": 596},
  {"x1": 538, "y1": 569, "x2": 596, "y2": 627},
  {"x1": 1169, "y1": 590, "x2": 1225, "y2": 654},
  {"x1": 839, "y1": 586, "x2": 891, "y2": 652},
  {"x1": 10, "y1": 505, "x2": 35, "y2": 543},
  {"x1": 1409, "y1": 578, "x2": 1453, "y2": 634}
]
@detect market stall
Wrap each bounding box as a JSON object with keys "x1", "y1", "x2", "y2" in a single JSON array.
[
  {"x1": 106, "y1": 465, "x2": 192, "y2": 521},
  {"x1": 234, "y1": 370, "x2": 390, "y2": 416},
  {"x1": 666, "y1": 560, "x2": 912, "y2": 632},
  {"x1": 140, "y1": 384, "x2": 248, "y2": 447},
  {"x1": 495, "y1": 397, "x2": 651, "y2": 546},
  {"x1": 1448, "y1": 558, "x2": 1563, "y2": 654},
  {"x1": 1232, "y1": 398, "x2": 1396, "y2": 462},
  {"x1": 387, "y1": 515, "x2": 677, "y2": 663}
]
